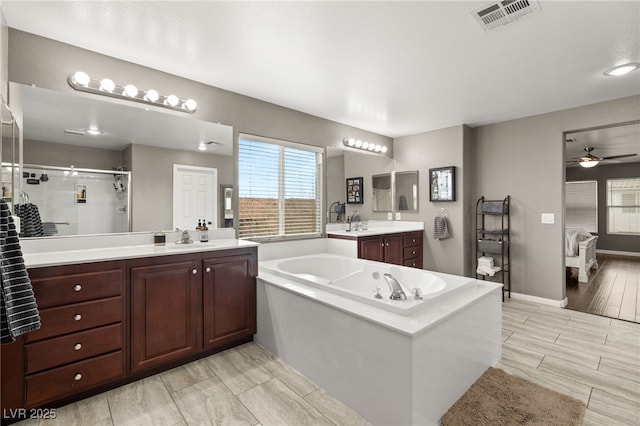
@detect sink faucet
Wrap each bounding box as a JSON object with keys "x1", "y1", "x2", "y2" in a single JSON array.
[
  {"x1": 383, "y1": 273, "x2": 407, "y2": 300},
  {"x1": 175, "y1": 229, "x2": 193, "y2": 244}
]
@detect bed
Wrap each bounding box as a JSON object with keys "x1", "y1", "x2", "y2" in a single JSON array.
[{"x1": 565, "y1": 229, "x2": 598, "y2": 283}]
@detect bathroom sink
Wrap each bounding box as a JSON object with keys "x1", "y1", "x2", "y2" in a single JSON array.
[{"x1": 167, "y1": 242, "x2": 219, "y2": 250}]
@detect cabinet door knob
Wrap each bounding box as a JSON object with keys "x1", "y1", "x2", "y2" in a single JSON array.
[
  {"x1": 192, "y1": 269, "x2": 198, "y2": 275},
  {"x1": 73, "y1": 284, "x2": 82, "y2": 292},
  {"x1": 386, "y1": 243, "x2": 389, "y2": 246},
  {"x1": 412, "y1": 238, "x2": 416, "y2": 243},
  {"x1": 74, "y1": 343, "x2": 82, "y2": 351},
  {"x1": 74, "y1": 373, "x2": 82, "y2": 381},
  {"x1": 412, "y1": 250, "x2": 416, "y2": 255},
  {"x1": 205, "y1": 267, "x2": 211, "y2": 273},
  {"x1": 74, "y1": 314, "x2": 82, "y2": 321},
  {"x1": 381, "y1": 243, "x2": 384, "y2": 247}
]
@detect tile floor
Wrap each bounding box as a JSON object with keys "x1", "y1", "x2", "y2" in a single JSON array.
[{"x1": 15, "y1": 299, "x2": 640, "y2": 426}]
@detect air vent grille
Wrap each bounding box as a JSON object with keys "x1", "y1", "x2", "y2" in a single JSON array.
[{"x1": 472, "y1": 0, "x2": 540, "y2": 32}]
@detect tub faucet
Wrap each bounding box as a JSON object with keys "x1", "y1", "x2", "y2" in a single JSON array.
[{"x1": 383, "y1": 273, "x2": 407, "y2": 300}]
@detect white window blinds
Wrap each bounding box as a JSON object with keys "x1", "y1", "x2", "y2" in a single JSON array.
[
  {"x1": 607, "y1": 177, "x2": 640, "y2": 235},
  {"x1": 565, "y1": 181, "x2": 597, "y2": 232},
  {"x1": 238, "y1": 135, "x2": 323, "y2": 240}
]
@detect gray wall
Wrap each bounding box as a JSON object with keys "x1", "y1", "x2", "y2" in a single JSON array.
[
  {"x1": 473, "y1": 96, "x2": 640, "y2": 301},
  {"x1": 393, "y1": 125, "x2": 472, "y2": 276},
  {"x1": 23, "y1": 139, "x2": 125, "y2": 170},
  {"x1": 129, "y1": 144, "x2": 233, "y2": 232},
  {"x1": 566, "y1": 162, "x2": 640, "y2": 253},
  {"x1": 326, "y1": 154, "x2": 345, "y2": 222}
]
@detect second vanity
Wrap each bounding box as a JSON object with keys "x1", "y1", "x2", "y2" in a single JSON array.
[{"x1": 0, "y1": 231, "x2": 258, "y2": 417}]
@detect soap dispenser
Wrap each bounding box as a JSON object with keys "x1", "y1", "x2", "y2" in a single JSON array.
[{"x1": 200, "y1": 219, "x2": 209, "y2": 242}]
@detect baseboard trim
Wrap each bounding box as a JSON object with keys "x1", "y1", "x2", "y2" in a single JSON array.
[
  {"x1": 510, "y1": 292, "x2": 567, "y2": 308},
  {"x1": 596, "y1": 249, "x2": 640, "y2": 258}
]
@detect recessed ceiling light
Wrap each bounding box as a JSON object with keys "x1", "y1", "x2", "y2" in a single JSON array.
[
  {"x1": 197, "y1": 142, "x2": 207, "y2": 151},
  {"x1": 86, "y1": 128, "x2": 102, "y2": 136},
  {"x1": 604, "y1": 62, "x2": 640, "y2": 76}
]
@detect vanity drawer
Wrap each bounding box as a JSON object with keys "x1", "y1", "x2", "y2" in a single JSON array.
[
  {"x1": 25, "y1": 323, "x2": 122, "y2": 374},
  {"x1": 31, "y1": 269, "x2": 123, "y2": 309},
  {"x1": 26, "y1": 297, "x2": 123, "y2": 342},
  {"x1": 403, "y1": 257, "x2": 423, "y2": 269},
  {"x1": 26, "y1": 350, "x2": 123, "y2": 408},
  {"x1": 403, "y1": 246, "x2": 421, "y2": 260},
  {"x1": 403, "y1": 232, "x2": 422, "y2": 247}
]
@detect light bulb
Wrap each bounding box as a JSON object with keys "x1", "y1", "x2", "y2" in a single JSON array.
[
  {"x1": 381, "y1": 146, "x2": 388, "y2": 153},
  {"x1": 165, "y1": 95, "x2": 179, "y2": 107},
  {"x1": 123, "y1": 84, "x2": 138, "y2": 97},
  {"x1": 374, "y1": 145, "x2": 381, "y2": 152},
  {"x1": 100, "y1": 78, "x2": 115, "y2": 93},
  {"x1": 144, "y1": 89, "x2": 160, "y2": 102},
  {"x1": 72, "y1": 71, "x2": 90, "y2": 87},
  {"x1": 355, "y1": 139, "x2": 362, "y2": 148},
  {"x1": 183, "y1": 99, "x2": 197, "y2": 112},
  {"x1": 362, "y1": 141, "x2": 369, "y2": 149},
  {"x1": 368, "y1": 143, "x2": 376, "y2": 151},
  {"x1": 348, "y1": 138, "x2": 355, "y2": 146},
  {"x1": 604, "y1": 63, "x2": 640, "y2": 76},
  {"x1": 197, "y1": 143, "x2": 207, "y2": 151}
]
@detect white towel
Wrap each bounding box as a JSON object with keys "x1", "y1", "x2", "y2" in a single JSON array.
[
  {"x1": 476, "y1": 265, "x2": 502, "y2": 277},
  {"x1": 434, "y1": 216, "x2": 449, "y2": 240}
]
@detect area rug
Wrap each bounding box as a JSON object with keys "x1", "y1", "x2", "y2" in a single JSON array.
[{"x1": 440, "y1": 367, "x2": 585, "y2": 426}]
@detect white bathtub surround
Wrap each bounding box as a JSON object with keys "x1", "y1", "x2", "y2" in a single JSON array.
[
  {"x1": 326, "y1": 219, "x2": 423, "y2": 238},
  {"x1": 19, "y1": 228, "x2": 255, "y2": 268},
  {"x1": 257, "y1": 253, "x2": 502, "y2": 425},
  {"x1": 258, "y1": 237, "x2": 356, "y2": 262}
]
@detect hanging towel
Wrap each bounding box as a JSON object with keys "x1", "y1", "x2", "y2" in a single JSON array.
[
  {"x1": 15, "y1": 203, "x2": 45, "y2": 238},
  {"x1": 398, "y1": 195, "x2": 408, "y2": 210},
  {"x1": 434, "y1": 215, "x2": 449, "y2": 240},
  {"x1": 1, "y1": 200, "x2": 40, "y2": 343}
]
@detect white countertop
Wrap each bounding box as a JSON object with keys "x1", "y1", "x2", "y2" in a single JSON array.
[
  {"x1": 24, "y1": 239, "x2": 260, "y2": 268},
  {"x1": 326, "y1": 220, "x2": 424, "y2": 238}
]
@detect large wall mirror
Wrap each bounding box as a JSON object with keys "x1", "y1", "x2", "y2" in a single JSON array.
[
  {"x1": 1, "y1": 99, "x2": 20, "y2": 211},
  {"x1": 395, "y1": 170, "x2": 418, "y2": 212},
  {"x1": 11, "y1": 83, "x2": 233, "y2": 238},
  {"x1": 372, "y1": 173, "x2": 392, "y2": 212}
]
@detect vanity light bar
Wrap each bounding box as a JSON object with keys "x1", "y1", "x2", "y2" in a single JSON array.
[
  {"x1": 343, "y1": 138, "x2": 388, "y2": 154},
  {"x1": 68, "y1": 71, "x2": 197, "y2": 114}
]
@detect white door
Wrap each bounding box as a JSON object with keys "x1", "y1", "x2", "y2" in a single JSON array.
[{"x1": 173, "y1": 164, "x2": 217, "y2": 231}]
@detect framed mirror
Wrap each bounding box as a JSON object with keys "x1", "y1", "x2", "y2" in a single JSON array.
[
  {"x1": 12, "y1": 83, "x2": 234, "y2": 238},
  {"x1": 372, "y1": 173, "x2": 392, "y2": 212},
  {"x1": 395, "y1": 170, "x2": 418, "y2": 212},
  {"x1": 1, "y1": 100, "x2": 19, "y2": 210}
]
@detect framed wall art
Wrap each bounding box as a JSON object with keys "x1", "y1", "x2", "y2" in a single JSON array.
[
  {"x1": 429, "y1": 166, "x2": 455, "y2": 202},
  {"x1": 346, "y1": 177, "x2": 363, "y2": 204}
]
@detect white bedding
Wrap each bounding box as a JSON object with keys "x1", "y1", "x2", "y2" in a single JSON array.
[{"x1": 565, "y1": 229, "x2": 594, "y2": 257}]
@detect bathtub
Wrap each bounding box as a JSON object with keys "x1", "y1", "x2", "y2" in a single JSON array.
[
  {"x1": 260, "y1": 253, "x2": 470, "y2": 315},
  {"x1": 257, "y1": 252, "x2": 502, "y2": 425}
]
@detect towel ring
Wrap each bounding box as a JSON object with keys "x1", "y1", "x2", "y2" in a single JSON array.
[{"x1": 438, "y1": 207, "x2": 448, "y2": 217}]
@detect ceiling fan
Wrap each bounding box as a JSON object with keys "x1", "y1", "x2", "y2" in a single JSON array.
[{"x1": 567, "y1": 147, "x2": 637, "y2": 168}]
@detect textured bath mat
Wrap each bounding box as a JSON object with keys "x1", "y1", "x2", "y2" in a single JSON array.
[{"x1": 440, "y1": 367, "x2": 585, "y2": 426}]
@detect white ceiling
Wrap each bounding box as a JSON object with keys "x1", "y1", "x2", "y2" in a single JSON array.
[{"x1": 3, "y1": 1, "x2": 639, "y2": 140}]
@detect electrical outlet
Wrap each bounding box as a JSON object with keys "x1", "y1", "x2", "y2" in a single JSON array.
[
  {"x1": 395, "y1": 212, "x2": 401, "y2": 220},
  {"x1": 541, "y1": 213, "x2": 555, "y2": 224},
  {"x1": 387, "y1": 212, "x2": 392, "y2": 220}
]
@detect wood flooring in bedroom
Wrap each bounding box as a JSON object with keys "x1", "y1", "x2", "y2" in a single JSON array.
[{"x1": 566, "y1": 254, "x2": 640, "y2": 323}]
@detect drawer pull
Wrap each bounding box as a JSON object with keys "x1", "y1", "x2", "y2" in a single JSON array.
[
  {"x1": 412, "y1": 238, "x2": 416, "y2": 243},
  {"x1": 73, "y1": 284, "x2": 82, "y2": 292},
  {"x1": 412, "y1": 250, "x2": 416, "y2": 255},
  {"x1": 74, "y1": 343, "x2": 82, "y2": 351},
  {"x1": 192, "y1": 269, "x2": 198, "y2": 275},
  {"x1": 74, "y1": 373, "x2": 82, "y2": 381},
  {"x1": 74, "y1": 314, "x2": 82, "y2": 321},
  {"x1": 206, "y1": 267, "x2": 211, "y2": 273}
]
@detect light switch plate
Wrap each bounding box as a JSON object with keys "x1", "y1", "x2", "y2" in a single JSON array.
[
  {"x1": 395, "y1": 212, "x2": 401, "y2": 220},
  {"x1": 541, "y1": 213, "x2": 555, "y2": 224},
  {"x1": 387, "y1": 212, "x2": 393, "y2": 220}
]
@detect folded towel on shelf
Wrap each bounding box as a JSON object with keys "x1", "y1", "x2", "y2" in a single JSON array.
[
  {"x1": 478, "y1": 256, "x2": 494, "y2": 266},
  {"x1": 476, "y1": 265, "x2": 502, "y2": 277},
  {"x1": 1, "y1": 200, "x2": 41, "y2": 343},
  {"x1": 433, "y1": 216, "x2": 449, "y2": 240},
  {"x1": 482, "y1": 202, "x2": 507, "y2": 214}
]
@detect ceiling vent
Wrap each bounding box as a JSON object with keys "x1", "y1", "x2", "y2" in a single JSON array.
[{"x1": 472, "y1": 0, "x2": 540, "y2": 32}]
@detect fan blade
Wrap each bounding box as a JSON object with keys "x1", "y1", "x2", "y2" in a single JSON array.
[{"x1": 601, "y1": 153, "x2": 637, "y2": 160}]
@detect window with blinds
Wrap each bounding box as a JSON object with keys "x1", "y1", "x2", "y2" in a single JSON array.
[
  {"x1": 238, "y1": 134, "x2": 323, "y2": 240},
  {"x1": 565, "y1": 181, "x2": 597, "y2": 232},
  {"x1": 607, "y1": 177, "x2": 640, "y2": 235}
]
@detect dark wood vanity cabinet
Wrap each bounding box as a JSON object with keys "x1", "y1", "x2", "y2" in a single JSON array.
[
  {"x1": 335, "y1": 230, "x2": 424, "y2": 269},
  {"x1": 1, "y1": 247, "x2": 257, "y2": 422}
]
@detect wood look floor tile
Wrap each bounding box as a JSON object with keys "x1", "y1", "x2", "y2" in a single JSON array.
[
  {"x1": 525, "y1": 316, "x2": 607, "y2": 345},
  {"x1": 235, "y1": 343, "x2": 318, "y2": 397},
  {"x1": 205, "y1": 347, "x2": 272, "y2": 395},
  {"x1": 238, "y1": 378, "x2": 334, "y2": 426},
  {"x1": 172, "y1": 376, "x2": 258, "y2": 426},
  {"x1": 501, "y1": 318, "x2": 560, "y2": 343},
  {"x1": 582, "y1": 408, "x2": 633, "y2": 426},
  {"x1": 500, "y1": 342, "x2": 544, "y2": 368},
  {"x1": 539, "y1": 355, "x2": 640, "y2": 404},
  {"x1": 107, "y1": 376, "x2": 183, "y2": 426},
  {"x1": 588, "y1": 388, "x2": 640, "y2": 426},
  {"x1": 555, "y1": 334, "x2": 640, "y2": 368},
  {"x1": 505, "y1": 332, "x2": 600, "y2": 369},
  {"x1": 160, "y1": 358, "x2": 216, "y2": 394},
  {"x1": 495, "y1": 358, "x2": 592, "y2": 404},
  {"x1": 598, "y1": 356, "x2": 640, "y2": 384},
  {"x1": 34, "y1": 394, "x2": 111, "y2": 426},
  {"x1": 305, "y1": 388, "x2": 371, "y2": 426}
]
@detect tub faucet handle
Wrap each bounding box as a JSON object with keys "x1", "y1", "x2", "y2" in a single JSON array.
[
  {"x1": 373, "y1": 287, "x2": 383, "y2": 299},
  {"x1": 412, "y1": 288, "x2": 423, "y2": 300}
]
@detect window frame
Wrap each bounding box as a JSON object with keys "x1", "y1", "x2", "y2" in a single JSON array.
[
  {"x1": 606, "y1": 177, "x2": 640, "y2": 236},
  {"x1": 236, "y1": 133, "x2": 324, "y2": 242}
]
